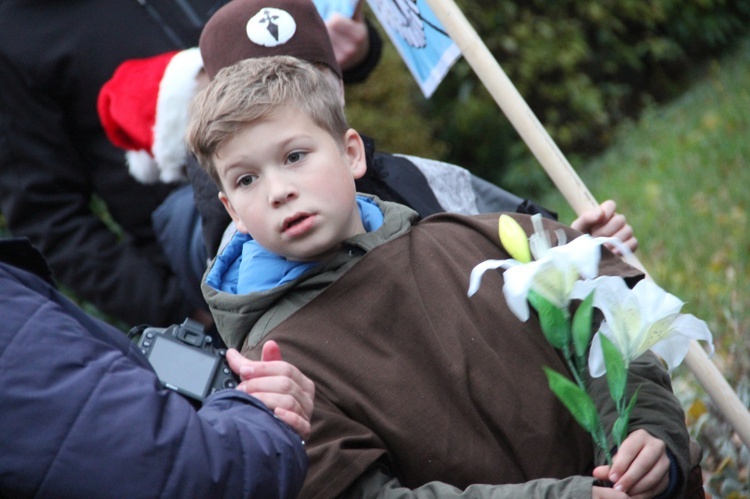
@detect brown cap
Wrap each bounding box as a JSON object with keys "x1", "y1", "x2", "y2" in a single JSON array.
[{"x1": 200, "y1": 0, "x2": 342, "y2": 81}]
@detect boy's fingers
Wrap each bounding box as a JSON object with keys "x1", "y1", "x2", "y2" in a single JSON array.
[
  {"x1": 625, "y1": 459, "x2": 669, "y2": 497},
  {"x1": 616, "y1": 442, "x2": 669, "y2": 495},
  {"x1": 571, "y1": 207, "x2": 603, "y2": 233},
  {"x1": 592, "y1": 465, "x2": 611, "y2": 481},
  {"x1": 600, "y1": 199, "x2": 617, "y2": 218},
  {"x1": 608, "y1": 430, "x2": 647, "y2": 483},
  {"x1": 610, "y1": 430, "x2": 668, "y2": 493}
]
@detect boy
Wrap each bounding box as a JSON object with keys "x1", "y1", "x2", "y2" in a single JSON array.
[
  {"x1": 96, "y1": 0, "x2": 636, "y2": 319},
  {"x1": 187, "y1": 56, "x2": 689, "y2": 498},
  {"x1": 193, "y1": 0, "x2": 638, "y2": 258}
]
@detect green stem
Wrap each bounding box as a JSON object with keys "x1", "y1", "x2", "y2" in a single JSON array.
[
  {"x1": 596, "y1": 427, "x2": 613, "y2": 466},
  {"x1": 562, "y1": 344, "x2": 586, "y2": 389},
  {"x1": 562, "y1": 344, "x2": 613, "y2": 466}
]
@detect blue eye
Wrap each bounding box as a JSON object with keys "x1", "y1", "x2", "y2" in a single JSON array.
[
  {"x1": 287, "y1": 151, "x2": 306, "y2": 163},
  {"x1": 238, "y1": 175, "x2": 257, "y2": 187}
]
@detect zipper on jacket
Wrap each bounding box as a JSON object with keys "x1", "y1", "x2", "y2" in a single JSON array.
[
  {"x1": 136, "y1": 0, "x2": 186, "y2": 46},
  {"x1": 346, "y1": 247, "x2": 365, "y2": 257},
  {"x1": 136, "y1": 0, "x2": 230, "y2": 47},
  {"x1": 174, "y1": 0, "x2": 203, "y2": 27}
]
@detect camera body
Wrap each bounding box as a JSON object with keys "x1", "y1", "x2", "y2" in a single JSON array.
[{"x1": 137, "y1": 318, "x2": 238, "y2": 403}]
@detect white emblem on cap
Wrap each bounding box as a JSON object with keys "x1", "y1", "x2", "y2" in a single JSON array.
[{"x1": 246, "y1": 8, "x2": 296, "y2": 47}]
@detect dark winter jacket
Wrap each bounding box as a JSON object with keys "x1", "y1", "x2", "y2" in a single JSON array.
[
  {"x1": 0, "y1": 238, "x2": 307, "y2": 498},
  {"x1": 0, "y1": 0, "x2": 228, "y2": 325}
]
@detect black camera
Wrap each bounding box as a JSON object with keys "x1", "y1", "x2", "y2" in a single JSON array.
[{"x1": 136, "y1": 318, "x2": 239, "y2": 403}]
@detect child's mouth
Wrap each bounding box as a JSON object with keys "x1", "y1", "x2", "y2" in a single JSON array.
[{"x1": 283, "y1": 213, "x2": 315, "y2": 236}]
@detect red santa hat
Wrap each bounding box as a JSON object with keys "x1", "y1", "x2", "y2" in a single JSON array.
[{"x1": 97, "y1": 48, "x2": 204, "y2": 183}]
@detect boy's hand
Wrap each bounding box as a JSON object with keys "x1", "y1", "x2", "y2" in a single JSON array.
[
  {"x1": 592, "y1": 429, "x2": 670, "y2": 499},
  {"x1": 571, "y1": 200, "x2": 638, "y2": 254},
  {"x1": 226, "y1": 342, "x2": 315, "y2": 441}
]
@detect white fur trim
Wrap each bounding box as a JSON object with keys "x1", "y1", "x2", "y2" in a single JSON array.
[
  {"x1": 152, "y1": 47, "x2": 204, "y2": 183},
  {"x1": 126, "y1": 150, "x2": 161, "y2": 184}
]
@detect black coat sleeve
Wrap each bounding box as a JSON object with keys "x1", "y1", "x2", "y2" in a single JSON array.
[{"x1": 0, "y1": 17, "x2": 191, "y2": 325}]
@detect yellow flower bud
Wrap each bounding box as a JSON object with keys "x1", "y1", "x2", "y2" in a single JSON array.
[{"x1": 498, "y1": 214, "x2": 532, "y2": 263}]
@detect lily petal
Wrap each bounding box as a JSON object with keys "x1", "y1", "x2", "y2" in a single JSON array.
[
  {"x1": 467, "y1": 259, "x2": 515, "y2": 297},
  {"x1": 500, "y1": 261, "x2": 540, "y2": 321},
  {"x1": 588, "y1": 331, "x2": 607, "y2": 378},
  {"x1": 649, "y1": 314, "x2": 714, "y2": 372},
  {"x1": 632, "y1": 279, "x2": 684, "y2": 324}
]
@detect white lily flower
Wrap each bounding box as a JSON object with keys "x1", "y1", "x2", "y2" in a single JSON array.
[
  {"x1": 468, "y1": 215, "x2": 627, "y2": 322},
  {"x1": 575, "y1": 276, "x2": 715, "y2": 377}
]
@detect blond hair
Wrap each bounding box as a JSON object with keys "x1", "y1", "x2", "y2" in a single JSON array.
[{"x1": 186, "y1": 55, "x2": 349, "y2": 187}]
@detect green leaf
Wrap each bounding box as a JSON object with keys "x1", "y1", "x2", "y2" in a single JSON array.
[
  {"x1": 612, "y1": 386, "x2": 641, "y2": 447},
  {"x1": 544, "y1": 367, "x2": 599, "y2": 434},
  {"x1": 612, "y1": 414, "x2": 628, "y2": 449},
  {"x1": 600, "y1": 334, "x2": 627, "y2": 406},
  {"x1": 572, "y1": 292, "x2": 595, "y2": 358},
  {"x1": 528, "y1": 290, "x2": 571, "y2": 349}
]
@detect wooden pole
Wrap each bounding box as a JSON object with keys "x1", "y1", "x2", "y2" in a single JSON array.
[{"x1": 422, "y1": 0, "x2": 750, "y2": 448}]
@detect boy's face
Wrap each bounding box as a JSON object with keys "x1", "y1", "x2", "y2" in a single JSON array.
[{"x1": 216, "y1": 106, "x2": 367, "y2": 262}]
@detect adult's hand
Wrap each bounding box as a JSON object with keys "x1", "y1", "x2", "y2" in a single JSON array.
[
  {"x1": 226, "y1": 342, "x2": 315, "y2": 440},
  {"x1": 326, "y1": 8, "x2": 370, "y2": 72}
]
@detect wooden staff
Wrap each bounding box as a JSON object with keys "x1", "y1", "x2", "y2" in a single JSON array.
[{"x1": 421, "y1": 0, "x2": 750, "y2": 448}]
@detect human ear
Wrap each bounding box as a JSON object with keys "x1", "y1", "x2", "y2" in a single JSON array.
[
  {"x1": 343, "y1": 129, "x2": 367, "y2": 180},
  {"x1": 218, "y1": 191, "x2": 249, "y2": 234}
]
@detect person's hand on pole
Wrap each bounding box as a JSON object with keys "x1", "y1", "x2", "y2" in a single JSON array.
[{"x1": 572, "y1": 199, "x2": 638, "y2": 254}]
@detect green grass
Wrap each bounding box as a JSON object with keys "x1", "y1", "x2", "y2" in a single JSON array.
[{"x1": 532, "y1": 38, "x2": 750, "y2": 493}]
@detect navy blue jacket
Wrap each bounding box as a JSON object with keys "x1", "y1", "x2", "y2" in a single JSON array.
[{"x1": 0, "y1": 240, "x2": 307, "y2": 498}]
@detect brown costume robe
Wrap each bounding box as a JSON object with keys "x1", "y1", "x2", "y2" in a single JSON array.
[{"x1": 206, "y1": 209, "x2": 688, "y2": 498}]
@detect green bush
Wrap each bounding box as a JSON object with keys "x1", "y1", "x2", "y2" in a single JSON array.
[{"x1": 348, "y1": 0, "x2": 750, "y2": 197}]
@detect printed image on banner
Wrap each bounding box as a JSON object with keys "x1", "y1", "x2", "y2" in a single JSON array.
[
  {"x1": 313, "y1": 0, "x2": 461, "y2": 98},
  {"x1": 313, "y1": 0, "x2": 357, "y2": 22}
]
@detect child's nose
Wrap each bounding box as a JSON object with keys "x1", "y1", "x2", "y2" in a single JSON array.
[{"x1": 267, "y1": 173, "x2": 298, "y2": 207}]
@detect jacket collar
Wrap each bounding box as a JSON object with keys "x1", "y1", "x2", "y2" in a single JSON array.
[{"x1": 202, "y1": 196, "x2": 417, "y2": 349}]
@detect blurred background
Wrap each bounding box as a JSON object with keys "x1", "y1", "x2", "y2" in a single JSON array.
[{"x1": 2, "y1": 0, "x2": 748, "y2": 495}]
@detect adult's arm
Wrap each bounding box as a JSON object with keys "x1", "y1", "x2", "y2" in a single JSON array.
[
  {"x1": 0, "y1": 52, "x2": 192, "y2": 326},
  {"x1": 0, "y1": 262, "x2": 307, "y2": 498}
]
